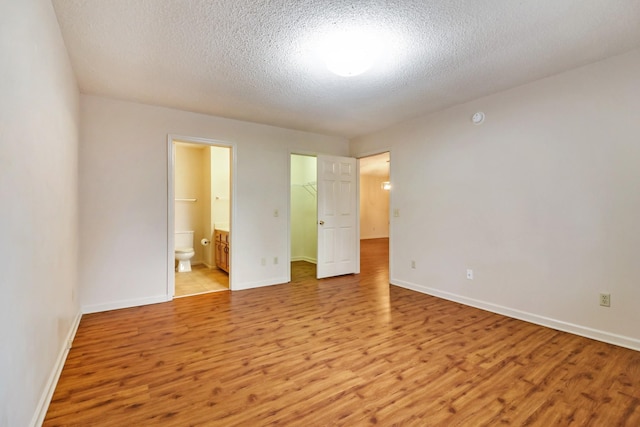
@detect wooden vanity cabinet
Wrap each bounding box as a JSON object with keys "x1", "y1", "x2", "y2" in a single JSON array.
[{"x1": 214, "y1": 230, "x2": 229, "y2": 273}]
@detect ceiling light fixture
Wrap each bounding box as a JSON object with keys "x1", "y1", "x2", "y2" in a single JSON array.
[{"x1": 320, "y1": 29, "x2": 378, "y2": 77}]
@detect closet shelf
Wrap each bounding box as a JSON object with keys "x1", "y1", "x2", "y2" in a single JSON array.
[{"x1": 293, "y1": 181, "x2": 317, "y2": 197}]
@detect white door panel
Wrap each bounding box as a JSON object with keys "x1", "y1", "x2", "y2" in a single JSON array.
[{"x1": 317, "y1": 155, "x2": 357, "y2": 278}]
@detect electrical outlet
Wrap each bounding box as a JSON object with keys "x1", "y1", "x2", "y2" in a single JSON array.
[
  {"x1": 599, "y1": 293, "x2": 611, "y2": 307},
  {"x1": 261, "y1": 257, "x2": 266, "y2": 266},
  {"x1": 466, "y1": 269, "x2": 473, "y2": 280},
  {"x1": 273, "y1": 209, "x2": 279, "y2": 217},
  {"x1": 274, "y1": 256, "x2": 278, "y2": 265},
  {"x1": 411, "y1": 260, "x2": 416, "y2": 269},
  {"x1": 393, "y1": 209, "x2": 400, "y2": 217}
]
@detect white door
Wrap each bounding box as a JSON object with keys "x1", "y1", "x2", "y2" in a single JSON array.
[{"x1": 316, "y1": 155, "x2": 358, "y2": 278}]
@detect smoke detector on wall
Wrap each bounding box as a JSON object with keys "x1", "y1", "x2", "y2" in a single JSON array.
[{"x1": 471, "y1": 112, "x2": 485, "y2": 125}]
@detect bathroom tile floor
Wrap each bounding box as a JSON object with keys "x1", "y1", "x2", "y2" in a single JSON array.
[{"x1": 175, "y1": 264, "x2": 229, "y2": 297}]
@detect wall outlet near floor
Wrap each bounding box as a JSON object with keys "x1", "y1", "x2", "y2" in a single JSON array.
[
  {"x1": 261, "y1": 257, "x2": 266, "y2": 266},
  {"x1": 599, "y1": 293, "x2": 611, "y2": 307},
  {"x1": 411, "y1": 260, "x2": 416, "y2": 269},
  {"x1": 466, "y1": 269, "x2": 473, "y2": 280},
  {"x1": 274, "y1": 256, "x2": 278, "y2": 265}
]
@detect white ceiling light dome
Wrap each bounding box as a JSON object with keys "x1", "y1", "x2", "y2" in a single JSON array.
[{"x1": 321, "y1": 29, "x2": 378, "y2": 77}]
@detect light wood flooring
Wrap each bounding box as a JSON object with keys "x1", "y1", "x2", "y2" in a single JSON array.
[
  {"x1": 45, "y1": 238, "x2": 640, "y2": 426},
  {"x1": 175, "y1": 264, "x2": 228, "y2": 297}
]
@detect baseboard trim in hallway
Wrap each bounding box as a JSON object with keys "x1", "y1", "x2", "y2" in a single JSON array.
[{"x1": 31, "y1": 311, "x2": 82, "y2": 427}]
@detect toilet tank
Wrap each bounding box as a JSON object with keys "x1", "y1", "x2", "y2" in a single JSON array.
[{"x1": 175, "y1": 231, "x2": 194, "y2": 250}]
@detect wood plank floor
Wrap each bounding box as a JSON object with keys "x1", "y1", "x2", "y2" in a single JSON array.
[{"x1": 45, "y1": 238, "x2": 640, "y2": 426}]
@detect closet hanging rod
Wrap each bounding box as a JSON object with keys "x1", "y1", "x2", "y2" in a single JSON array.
[
  {"x1": 292, "y1": 182, "x2": 317, "y2": 197},
  {"x1": 175, "y1": 198, "x2": 197, "y2": 202}
]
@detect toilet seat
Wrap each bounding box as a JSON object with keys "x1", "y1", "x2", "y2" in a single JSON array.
[{"x1": 175, "y1": 247, "x2": 194, "y2": 254}]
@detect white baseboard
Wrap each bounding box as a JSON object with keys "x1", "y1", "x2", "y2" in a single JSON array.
[
  {"x1": 82, "y1": 294, "x2": 170, "y2": 314},
  {"x1": 291, "y1": 256, "x2": 317, "y2": 264},
  {"x1": 233, "y1": 276, "x2": 289, "y2": 291},
  {"x1": 30, "y1": 311, "x2": 82, "y2": 427},
  {"x1": 391, "y1": 277, "x2": 640, "y2": 352}
]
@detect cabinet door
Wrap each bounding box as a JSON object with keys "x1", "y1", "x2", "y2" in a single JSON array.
[
  {"x1": 215, "y1": 241, "x2": 222, "y2": 267},
  {"x1": 222, "y1": 243, "x2": 229, "y2": 272}
]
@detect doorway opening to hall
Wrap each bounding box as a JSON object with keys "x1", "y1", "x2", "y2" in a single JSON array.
[{"x1": 358, "y1": 152, "x2": 391, "y2": 282}]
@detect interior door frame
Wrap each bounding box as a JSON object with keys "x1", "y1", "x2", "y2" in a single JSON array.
[
  {"x1": 287, "y1": 151, "x2": 361, "y2": 281},
  {"x1": 167, "y1": 134, "x2": 237, "y2": 298}
]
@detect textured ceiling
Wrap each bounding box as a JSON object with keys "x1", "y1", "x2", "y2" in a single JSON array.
[{"x1": 52, "y1": 0, "x2": 640, "y2": 138}]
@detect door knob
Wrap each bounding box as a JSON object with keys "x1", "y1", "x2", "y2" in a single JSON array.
[{"x1": 319, "y1": 220, "x2": 325, "y2": 225}]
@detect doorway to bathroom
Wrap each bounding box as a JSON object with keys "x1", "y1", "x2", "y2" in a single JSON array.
[{"x1": 168, "y1": 136, "x2": 234, "y2": 298}]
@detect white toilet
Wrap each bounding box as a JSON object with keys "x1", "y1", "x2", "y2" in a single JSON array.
[{"x1": 175, "y1": 231, "x2": 195, "y2": 272}]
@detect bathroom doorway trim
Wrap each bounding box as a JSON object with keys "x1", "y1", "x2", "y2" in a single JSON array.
[{"x1": 167, "y1": 134, "x2": 237, "y2": 298}]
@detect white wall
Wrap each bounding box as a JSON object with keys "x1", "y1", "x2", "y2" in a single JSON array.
[
  {"x1": 291, "y1": 155, "x2": 318, "y2": 263},
  {"x1": 208, "y1": 145, "x2": 230, "y2": 267},
  {"x1": 210, "y1": 145, "x2": 231, "y2": 231},
  {"x1": 360, "y1": 173, "x2": 390, "y2": 239},
  {"x1": 0, "y1": 0, "x2": 80, "y2": 425},
  {"x1": 351, "y1": 49, "x2": 640, "y2": 350},
  {"x1": 79, "y1": 95, "x2": 348, "y2": 311},
  {"x1": 175, "y1": 144, "x2": 210, "y2": 265}
]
